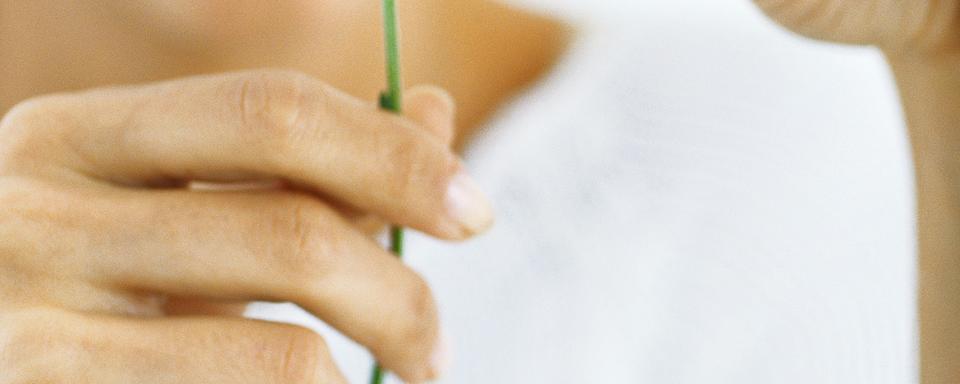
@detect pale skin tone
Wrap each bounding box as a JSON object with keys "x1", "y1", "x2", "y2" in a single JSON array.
[
  {"x1": 0, "y1": 1, "x2": 567, "y2": 383},
  {"x1": 0, "y1": 1, "x2": 956, "y2": 383}
]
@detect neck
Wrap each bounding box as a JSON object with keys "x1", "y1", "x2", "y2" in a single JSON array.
[
  {"x1": 0, "y1": 0, "x2": 445, "y2": 101},
  {"x1": 0, "y1": 0, "x2": 569, "y2": 142}
]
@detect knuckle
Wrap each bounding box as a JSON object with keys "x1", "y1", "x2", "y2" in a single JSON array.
[
  {"x1": 381, "y1": 137, "x2": 418, "y2": 192},
  {"x1": 0, "y1": 179, "x2": 65, "y2": 265},
  {"x1": 379, "y1": 134, "x2": 458, "y2": 229},
  {"x1": 264, "y1": 197, "x2": 337, "y2": 287},
  {"x1": 0, "y1": 97, "x2": 65, "y2": 172},
  {"x1": 234, "y1": 70, "x2": 328, "y2": 156},
  {"x1": 268, "y1": 327, "x2": 325, "y2": 383},
  {"x1": 381, "y1": 134, "x2": 443, "y2": 198}
]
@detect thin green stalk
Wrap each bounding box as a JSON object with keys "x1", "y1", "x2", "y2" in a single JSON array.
[
  {"x1": 379, "y1": 0, "x2": 403, "y2": 113},
  {"x1": 371, "y1": 0, "x2": 403, "y2": 383}
]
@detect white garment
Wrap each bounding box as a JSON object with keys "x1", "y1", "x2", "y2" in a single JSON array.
[{"x1": 250, "y1": 1, "x2": 917, "y2": 383}]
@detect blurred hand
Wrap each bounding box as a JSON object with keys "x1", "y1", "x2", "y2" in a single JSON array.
[
  {"x1": 756, "y1": 2, "x2": 960, "y2": 384},
  {"x1": 0, "y1": 70, "x2": 492, "y2": 383},
  {"x1": 753, "y1": 0, "x2": 959, "y2": 54}
]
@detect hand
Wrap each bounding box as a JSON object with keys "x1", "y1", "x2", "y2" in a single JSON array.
[
  {"x1": 753, "y1": 0, "x2": 959, "y2": 54},
  {"x1": 0, "y1": 70, "x2": 493, "y2": 383}
]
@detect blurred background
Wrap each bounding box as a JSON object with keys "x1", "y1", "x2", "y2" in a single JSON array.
[{"x1": 249, "y1": 0, "x2": 917, "y2": 383}]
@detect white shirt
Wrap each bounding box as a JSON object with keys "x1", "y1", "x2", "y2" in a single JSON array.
[{"x1": 250, "y1": 1, "x2": 917, "y2": 382}]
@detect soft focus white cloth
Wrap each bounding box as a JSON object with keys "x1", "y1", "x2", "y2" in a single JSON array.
[{"x1": 249, "y1": 1, "x2": 917, "y2": 382}]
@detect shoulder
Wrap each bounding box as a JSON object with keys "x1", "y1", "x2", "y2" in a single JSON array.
[{"x1": 438, "y1": 1, "x2": 573, "y2": 147}]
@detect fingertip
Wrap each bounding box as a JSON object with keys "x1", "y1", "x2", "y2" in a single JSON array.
[
  {"x1": 406, "y1": 85, "x2": 455, "y2": 115},
  {"x1": 366, "y1": 272, "x2": 444, "y2": 383},
  {"x1": 440, "y1": 171, "x2": 495, "y2": 239},
  {"x1": 405, "y1": 85, "x2": 457, "y2": 145},
  {"x1": 429, "y1": 328, "x2": 453, "y2": 379},
  {"x1": 415, "y1": 167, "x2": 495, "y2": 242}
]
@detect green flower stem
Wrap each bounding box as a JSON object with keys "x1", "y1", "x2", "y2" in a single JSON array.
[
  {"x1": 371, "y1": 0, "x2": 403, "y2": 383},
  {"x1": 380, "y1": 0, "x2": 403, "y2": 113}
]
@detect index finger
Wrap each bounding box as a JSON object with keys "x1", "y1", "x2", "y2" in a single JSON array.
[{"x1": 14, "y1": 70, "x2": 492, "y2": 240}]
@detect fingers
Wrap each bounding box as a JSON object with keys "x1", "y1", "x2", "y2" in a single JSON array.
[
  {"x1": 1, "y1": 308, "x2": 346, "y2": 383},
  {"x1": 405, "y1": 85, "x2": 457, "y2": 145},
  {"x1": 68, "y1": 188, "x2": 441, "y2": 381},
  {"x1": 4, "y1": 70, "x2": 492, "y2": 240},
  {"x1": 752, "y1": 0, "x2": 885, "y2": 44},
  {"x1": 336, "y1": 85, "x2": 458, "y2": 236},
  {"x1": 752, "y1": 0, "x2": 957, "y2": 51}
]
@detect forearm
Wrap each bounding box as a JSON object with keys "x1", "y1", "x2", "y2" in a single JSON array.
[{"x1": 888, "y1": 51, "x2": 960, "y2": 384}]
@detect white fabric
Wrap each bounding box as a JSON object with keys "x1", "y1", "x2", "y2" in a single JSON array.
[{"x1": 249, "y1": 1, "x2": 917, "y2": 382}]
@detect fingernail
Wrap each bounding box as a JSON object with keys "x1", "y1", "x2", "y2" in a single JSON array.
[
  {"x1": 445, "y1": 172, "x2": 494, "y2": 237},
  {"x1": 429, "y1": 329, "x2": 452, "y2": 379}
]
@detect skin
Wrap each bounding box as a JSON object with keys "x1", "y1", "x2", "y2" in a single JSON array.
[
  {"x1": 0, "y1": 0, "x2": 569, "y2": 148},
  {"x1": 755, "y1": 1, "x2": 960, "y2": 382},
  {"x1": 0, "y1": 71, "x2": 486, "y2": 383},
  {"x1": 0, "y1": 0, "x2": 955, "y2": 383},
  {"x1": 0, "y1": 1, "x2": 568, "y2": 383}
]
